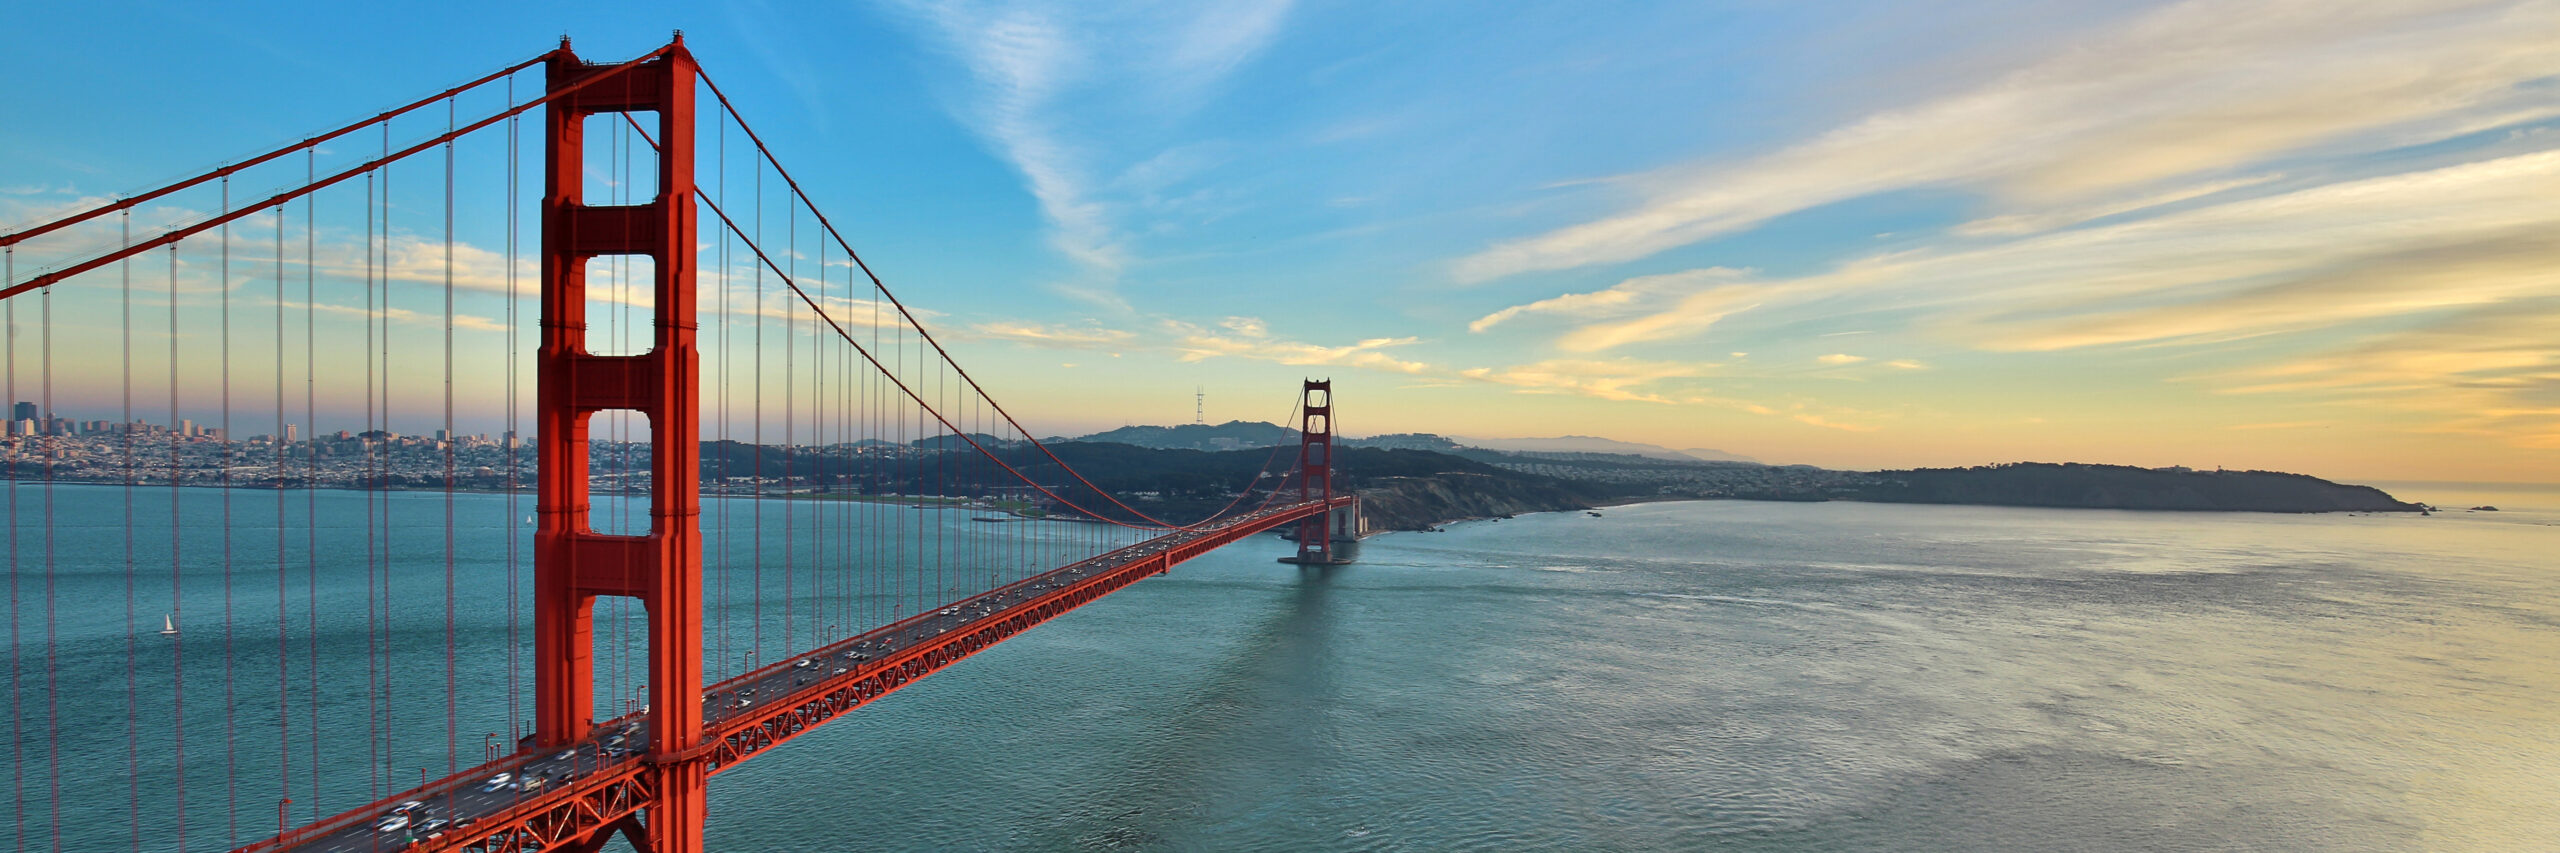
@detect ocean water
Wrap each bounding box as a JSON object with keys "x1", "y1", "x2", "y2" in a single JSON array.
[
  {"x1": 704, "y1": 491, "x2": 2558, "y2": 851},
  {"x1": 6, "y1": 484, "x2": 2557, "y2": 851}
]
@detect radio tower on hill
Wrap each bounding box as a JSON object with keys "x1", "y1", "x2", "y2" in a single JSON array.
[{"x1": 1194, "y1": 385, "x2": 1205, "y2": 425}]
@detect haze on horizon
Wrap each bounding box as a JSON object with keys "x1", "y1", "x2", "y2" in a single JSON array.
[{"x1": 5, "y1": 0, "x2": 2556, "y2": 484}]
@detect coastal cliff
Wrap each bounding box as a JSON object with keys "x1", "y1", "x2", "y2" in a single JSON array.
[
  {"x1": 993, "y1": 432, "x2": 2424, "y2": 532},
  {"x1": 1325, "y1": 447, "x2": 1602, "y2": 532},
  {"x1": 1843, "y1": 463, "x2": 2419, "y2": 512},
  {"x1": 1350, "y1": 470, "x2": 1597, "y2": 532}
]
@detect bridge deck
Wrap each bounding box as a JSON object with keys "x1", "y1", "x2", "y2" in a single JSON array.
[{"x1": 243, "y1": 496, "x2": 1353, "y2": 853}]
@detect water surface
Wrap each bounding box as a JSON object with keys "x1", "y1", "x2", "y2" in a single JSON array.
[{"x1": 6, "y1": 486, "x2": 2554, "y2": 850}]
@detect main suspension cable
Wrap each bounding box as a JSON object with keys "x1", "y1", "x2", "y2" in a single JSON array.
[{"x1": 615, "y1": 110, "x2": 1305, "y2": 532}]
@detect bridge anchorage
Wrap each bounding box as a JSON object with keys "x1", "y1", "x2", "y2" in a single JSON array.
[{"x1": 0, "y1": 32, "x2": 1357, "y2": 853}]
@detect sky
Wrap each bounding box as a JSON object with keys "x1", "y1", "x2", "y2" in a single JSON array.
[{"x1": 3, "y1": 0, "x2": 2558, "y2": 483}]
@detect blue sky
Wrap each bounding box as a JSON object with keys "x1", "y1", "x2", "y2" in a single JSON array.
[{"x1": 6, "y1": 1, "x2": 2558, "y2": 481}]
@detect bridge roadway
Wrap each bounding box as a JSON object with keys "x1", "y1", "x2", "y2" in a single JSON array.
[{"x1": 246, "y1": 496, "x2": 1354, "y2": 853}]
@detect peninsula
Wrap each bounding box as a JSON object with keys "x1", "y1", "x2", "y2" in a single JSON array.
[
  {"x1": 1030, "y1": 423, "x2": 2423, "y2": 530},
  {"x1": 0, "y1": 417, "x2": 2421, "y2": 532}
]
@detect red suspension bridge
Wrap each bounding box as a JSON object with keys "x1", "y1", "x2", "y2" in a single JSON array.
[{"x1": 1, "y1": 36, "x2": 1359, "y2": 852}]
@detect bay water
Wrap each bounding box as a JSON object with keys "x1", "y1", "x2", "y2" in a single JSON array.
[{"x1": 6, "y1": 483, "x2": 2556, "y2": 850}]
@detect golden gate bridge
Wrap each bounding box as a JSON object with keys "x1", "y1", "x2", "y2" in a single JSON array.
[{"x1": 1, "y1": 35, "x2": 1358, "y2": 852}]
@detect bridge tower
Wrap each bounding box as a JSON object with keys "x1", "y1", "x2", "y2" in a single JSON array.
[
  {"x1": 534, "y1": 36, "x2": 706, "y2": 852},
  {"x1": 1291, "y1": 379, "x2": 1340, "y2": 564}
]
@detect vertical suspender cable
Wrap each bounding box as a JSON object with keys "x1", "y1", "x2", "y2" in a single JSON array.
[
  {"x1": 807, "y1": 220, "x2": 819, "y2": 648},
  {"x1": 5, "y1": 247, "x2": 17, "y2": 853},
  {"x1": 865, "y1": 268, "x2": 875, "y2": 634},
  {"x1": 808, "y1": 207, "x2": 819, "y2": 644},
  {"x1": 845, "y1": 250, "x2": 855, "y2": 643},
  {"x1": 219, "y1": 174, "x2": 238, "y2": 846},
  {"x1": 381, "y1": 127, "x2": 399, "y2": 788},
  {"x1": 751, "y1": 154, "x2": 763, "y2": 667},
  {"x1": 301, "y1": 150, "x2": 320, "y2": 821},
  {"x1": 362, "y1": 168, "x2": 380, "y2": 801},
  {"x1": 714, "y1": 112, "x2": 729, "y2": 682},
  {"x1": 821, "y1": 225, "x2": 830, "y2": 643},
  {"x1": 506, "y1": 76, "x2": 522, "y2": 744},
  {"x1": 41, "y1": 230, "x2": 60, "y2": 852},
  {"x1": 166, "y1": 242, "x2": 185, "y2": 851},
  {"x1": 121, "y1": 212, "x2": 140, "y2": 852},
  {"x1": 817, "y1": 235, "x2": 830, "y2": 644},
  {"x1": 934, "y1": 350, "x2": 944, "y2": 606},
  {"x1": 895, "y1": 291, "x2": 905, "y2": 619},
  {"x1": 444, "y1": 93, "x2": 461, "y2": 775},
  {"x1": 784, "y1": 199, "x2": 795, "y2": 654},
  {"x1": 272, "y1": 203, "x2": 291, "y2": 819}
]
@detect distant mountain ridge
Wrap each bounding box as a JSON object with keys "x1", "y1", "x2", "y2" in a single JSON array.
[
  {"x1": 1065, "y1": 423, "x2": 1759, "y2": 465},
  {"x1": 1450, "y1": 434, "x2": 1757, "y2": 464},
  {"x1": 1065, "y1": 420, "x2": 1299, "y2": 451}
]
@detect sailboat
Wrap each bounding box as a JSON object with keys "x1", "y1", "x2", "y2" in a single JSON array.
[{"x1": 159, "y1": 613, "x2": 178, "y2": 636}]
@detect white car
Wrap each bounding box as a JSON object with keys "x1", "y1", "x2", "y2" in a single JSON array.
[
  {"x1": 479, "y1": 772, "x2": 512, "y2": 792},
  {"x1": 373, "y1": 815, "x2": 410, "y2": 833}
]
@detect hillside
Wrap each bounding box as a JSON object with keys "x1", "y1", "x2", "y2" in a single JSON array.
[
  {"x1": 1846, "y1": 463, "x2": 2419, "y2": 512},
  {"x1": 1450, "y1": 434, "x2": 1759, "y2": 464},
  {"x1": 979, "y1": 442, "x2": 1598, "y2": 530},
  {"x1": 1067, "y1": 420, "x2": 1297, "y2": 451},
  {"x1": 1330, "y1": 447, "x2": 1605, "y2": 531}
]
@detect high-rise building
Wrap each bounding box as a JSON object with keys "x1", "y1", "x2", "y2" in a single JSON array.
[
  {"x1": 178, "y1": 419, "x2": 195, "y2": 437},
  {"x1": 11, "y1": 402, "x2": 34, "y2": 422},
  {"x1": 285, "y1": 424, "x2": 298, "y2": 444}
]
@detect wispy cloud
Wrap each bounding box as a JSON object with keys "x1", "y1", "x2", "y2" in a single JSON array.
[
  {"x1": 1473, "y1": 146, "x2": 2560, "y2": 446},
  {"x1": 969, "y1": 320, "x2": 1136, "y2": 348},
  {"x1": 1457, "y1": 357, "x2": 1705, "y2": 404},
  {"x1": 1166, "y1": 316, "x2": 1434, "y2": 375},
  {"x1": 1467, "y1": 267, "x2": 1751, "y2": 335},
  {"x1": 308, "y1": 301, "x2": 505, "y2": 333},
  {"x1": 978, "y1": 311, "x2": 1754, "y2": 407},
  {"x1": 2199, "y1": 300, "x2": 2560, "y2": 445},
  {"x1": 1452, "y1": 0, "x2": 2560, "y2": 282},
  {"x1": 883, "y1": 0, "x2": 1296, "y2": 304},
  {"x1": 1500, "y1": 148, "x2": 2560, "y2": 358}
]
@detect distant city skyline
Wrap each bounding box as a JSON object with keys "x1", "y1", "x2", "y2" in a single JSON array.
[{"x1": 5, "y1": 2, "x2": 2557, "y2": 482}]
